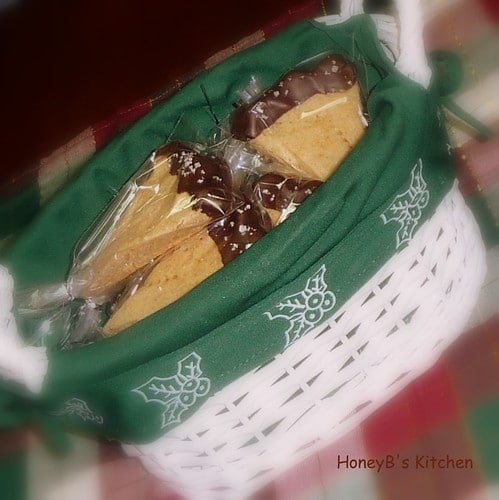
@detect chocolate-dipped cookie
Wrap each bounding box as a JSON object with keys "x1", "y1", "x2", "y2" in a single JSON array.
[
  {"x1": 103, "y1": 189, "x2": 270, "y2": 335},
  {"x1": 232, "y1": 55, "x2": 367, "y2": 181},
  {"x1": 253, "y1": 173, "x2": 322, "y2": 225},
  {"x1": 72, "y1": 143, "x2": 233, "y2": 304}
]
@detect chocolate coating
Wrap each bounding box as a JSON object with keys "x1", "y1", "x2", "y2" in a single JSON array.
[
  {"x1": 207, "y1": 195, "x2": 270, "y2": 265},
  {"x1": 156, "y1": 142, "x2": 270, "y2": 265},
  {"x1": 193, "y1": 188, "x2": 238, "y2": 220},
  {"x1": 254, "y1": 173, "x2": 322, "y2": 211},
  {"x1": 157, "y1": 142, "x2": 232, "y2": 195},
  {"x1": 231, "y1": 54, "x2": 358, "y2": 141}
]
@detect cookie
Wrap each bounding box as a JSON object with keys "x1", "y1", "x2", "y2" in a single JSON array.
[
  {"x1": 103, "y1": 193, "x2": 270, "y2": 335},
  {"x1": 253, "y1": 173, "x2": 322, "y2": 226},
  {"x1": 232, "y1": 55, "x2": 367, "y2": 181},
  {"x1": 103, "y1": 230, "x2": 223, "y2": 335},
  {"x1": 72, "y1": 143, "x2": 232, "y2": 303}
]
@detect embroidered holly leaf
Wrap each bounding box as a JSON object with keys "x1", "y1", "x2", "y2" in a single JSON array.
[
  {"x1": 396, "y1": 215, "x2": 418, "y2": 248},
  {"x1": 285, "y1": 316, "x2": 311, "y2": 345},
  {"x1": 308, "y1": 267, "x2": 328, "y2": 293},
  {"x1": 266, "y1": 265, "x2": 336, "y2": 348},
  {"x1": 161, "y1": 398, "x2": 188, "y2": 427},
  {"x1": 381, "y1": 198, "x2": 409, "y2": 223},
  {"x1": 53, "y1": 398, "x2": 103, "y2": 424},
  {"x1": 177, "y1": 352, "x2": 203, "y2": 381},
  {"x1": 133, "y1": 375, "x2": 181, "y2": 405},
  {"x1": 381, "y1": 160, "x2": 430, "y2": 249},
  {"x1": 409, "y1": 159, "x2": 427, "y2": 194},
  {"x1": 266, "y1": 266, "x2": 328, "y2": 320},
  {"x1": 273, "y1": 294, "x2": 307, "y2": 317},
  {"x1": 132, "y1": 351, "x2": 211, "y2": 429}
]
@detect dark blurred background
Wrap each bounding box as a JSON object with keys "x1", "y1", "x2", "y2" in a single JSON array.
[{"x1": 0, "y1": 0, "x2": 326, "y2": 188}]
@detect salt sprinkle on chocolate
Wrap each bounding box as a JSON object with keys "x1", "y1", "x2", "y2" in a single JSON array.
[{"x1": 231, "y1": 54, "x2": 357, "y2": 140}]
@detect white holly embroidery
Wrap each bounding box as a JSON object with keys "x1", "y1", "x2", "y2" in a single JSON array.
[
  {"x1": 265, "y1": 265, "x2": 336, "y2": 348},
  {"x1": 53, "y1": 398, "x2": 103, "y2": 424},
  {"x1": 381, "y1": 159, "x2": 429, "y2": 248},
  {"x1": 133, "y1": 352, "x2": 210, "y2": 428}
]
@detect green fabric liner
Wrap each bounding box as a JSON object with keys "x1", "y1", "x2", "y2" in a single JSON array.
[
  {"x1": 0, "y1": 453, "x2": 26, "y2": 500},
  {"x1": 467, "y1": 399, "x2": 499, "y2": 481},
  {"x1": 0, "y1": 16, "x2": 468, "y2": 442},
  {"x1": 0, "y1": 182, "x2": 40, "y2": 240}
]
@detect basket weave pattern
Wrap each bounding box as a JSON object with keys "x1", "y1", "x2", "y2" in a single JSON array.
[{"x1": 124, "y1": 184, "x2": 486, "y2": 499}]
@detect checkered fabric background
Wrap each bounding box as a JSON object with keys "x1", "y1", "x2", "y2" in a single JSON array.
[{"x1": 0, "y1": 0, "x2": 498, "y2": 499}]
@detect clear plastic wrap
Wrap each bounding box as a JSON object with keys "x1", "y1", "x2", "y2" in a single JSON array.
[
  {"x1": 101, "y1": 186, "x2": 272, "y2": 335},
  {"x1": 252, "y1": 173, "x2": 323, "y2": 226},
  {"x1": 17, "y1": 142, "x2": 274, "y2": 342},
  {"x1": 230, "y1": 53, "x2": 369, "y2": 181},
  {"x1": 69, "y1": 142, "x2": 235, "y2": 305},
  {"x1": 16, "y1": 53, "x2": 369, "y2": 346},
  {"x1": 16, "y1": 283, "x2": 104, "y2": 348}
]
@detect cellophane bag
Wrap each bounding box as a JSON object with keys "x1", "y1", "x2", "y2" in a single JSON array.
[{"x1": 15, "y1": 130, "x2": 325, "y2": 344}]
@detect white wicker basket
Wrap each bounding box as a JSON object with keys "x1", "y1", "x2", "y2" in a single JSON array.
[
  {"x1": 121, "y1": 3, "x2": 487, "y2": 497},
  {"x1": 124, "y1": 183, "x2": 486, "y2": 499}
]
